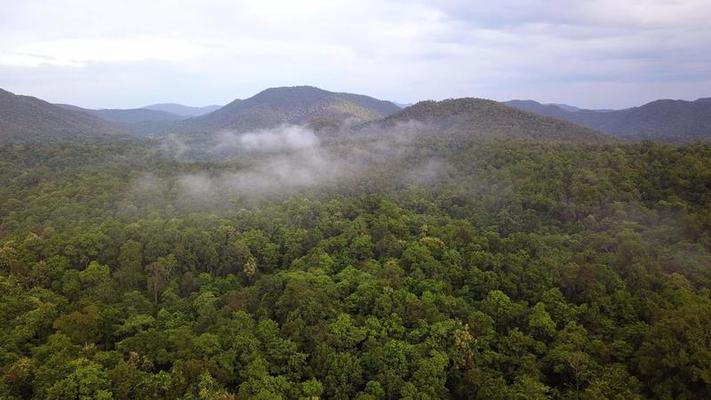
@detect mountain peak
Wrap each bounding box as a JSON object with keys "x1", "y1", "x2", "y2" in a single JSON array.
[
  {"x1": 174, "y1": 86, "x2": 400, "y2": 134},
  {"x1": 378, "y1": 97, "x2": 609, "y2": 143}
]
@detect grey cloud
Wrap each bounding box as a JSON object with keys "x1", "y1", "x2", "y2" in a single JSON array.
[
  {"x1": 215, "y1": 125, "x2": 319, "y2": 153},
  {"x1": 141, "y1": 121, "x2": 443, "y2": 205},
  {"x1": 1, "y1": 0, "x2": 710, "y2": 109}
]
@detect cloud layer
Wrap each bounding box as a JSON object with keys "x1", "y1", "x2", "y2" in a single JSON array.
[{"x1": 1, "y1": 0, "x2": 710, "y2": 109}]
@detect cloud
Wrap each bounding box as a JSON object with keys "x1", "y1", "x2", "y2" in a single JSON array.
[
  {"x1": 0, "y1": 36, "x2": 204, "y2": 67},
  {"x1": 1, "y1": 0, "x2": 710, "y2": 109},
  {"x1": 171, "y1": 131, "x2": 345, "y2": 202},
  {"x1": 143, "y1": 122, "x2": 439, "y2": 205},
  {"x1": 216, "y1": 125, "x2": 319, "y2": 153}
]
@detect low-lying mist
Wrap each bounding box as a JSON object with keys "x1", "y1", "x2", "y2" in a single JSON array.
[
  {"x1": 134, "y1": 122, "x2": 449, "y2": 207},
  {"x1": 216, "y1": 125, "x2": 319, "y2": 153}
]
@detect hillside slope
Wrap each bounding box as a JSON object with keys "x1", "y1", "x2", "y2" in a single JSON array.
[
  {"x1": 55, "y1": 104, "x2": 189, "y2": 137},
  {"x1": 506, "y1": 98, "x2": 711, "y2": 141},
  {"x1": 174, "y1": 86, "x2": 401, "y2": 133},
  {"x1": 375, "y1": 98, "x2": 611, "y2": 143},
  {"x1": 0, "y1": 88, "x2": 123, "y2": 142},
  {"x1": 57, "y1": 104, "x2": 185, "y2": 124}
]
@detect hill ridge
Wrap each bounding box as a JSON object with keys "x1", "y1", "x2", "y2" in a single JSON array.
[
  {"x1": 505, "y1": 97, "x2": 711, "y2": 141},
  {"x1": 375, "y1": 97, "x2": 610, "y2": 143},
  {"x1": 0, "y1": 88, "x2": 124, "y2": 142},
  {"x1": 173, "y1": 86, "x2": 401, "y2": 134}
]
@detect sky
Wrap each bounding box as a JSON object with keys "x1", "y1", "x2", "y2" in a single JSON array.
[{"x1": 1, "y1": 0, "x2": 710, "y2": 109}]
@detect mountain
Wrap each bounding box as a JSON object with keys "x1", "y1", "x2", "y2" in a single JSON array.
[
  {"x1": 506, "y1": 100, "x2": 583, "y2": 113},
  {"x1": 374, "y1": 98, "x2": 610, "y2": 143},
  {"x1": 55, "y1": 104, "x2": 189, "y2": 137},
  {"x1": 0, "y1": 88, "x2": 123, "y2": 142},
  {"x1": 144, "y1": 103, "x2": 222, "y2": 117},
  {"x1": 174, "y1": 86, "x2": 401, "y2": 134},
  {"x1": 552, "y1": 103, "x2": 581, "y2": 112},
  {"x1": 505, "y1": 98, "x2": 711, "y2": 142},
  {"x1": 504, "y1": 100, "x2": 573, "y2": 120},
  {"x1": 57, "y1": 104, "x2": 185, "y2": 124}
]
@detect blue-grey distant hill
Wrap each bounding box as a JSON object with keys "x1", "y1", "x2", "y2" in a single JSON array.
[
  {"x1": 55, "y1": 104, "x2": 187, "y2": 137},
  {"x1": 144, "y1": 103, "x2": 222, "y2": 117},
  {"x1": 505, "y1": 98, "x2": 711, "y2": 142}
]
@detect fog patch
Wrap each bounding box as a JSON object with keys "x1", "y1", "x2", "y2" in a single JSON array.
[
  {"x1": 234, "y1": 125, "x2": 318, "y2": 152},
  {"x1": 138, "y1": 121, "x2": 448, "y2": 206},
  {"x1": 177, "y1": 173, "x2": 217, "y2": 199},
  {"x1": 158, "y1": 134, "x2": 189, "y2": 158},
  {"x1": 407, "y1": 159, "x2": 449, "y2": 185},
  {"x1": 177, "y1": 149, "x2": 342, "y2": 197}
]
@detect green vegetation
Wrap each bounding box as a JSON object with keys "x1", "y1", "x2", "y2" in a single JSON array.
[
  {"x1": 1, "y1": 134, "x2": 710, "y2": 400},
  {"x1": 0, "y1": 89, "x2": 122, "y2": 143}
]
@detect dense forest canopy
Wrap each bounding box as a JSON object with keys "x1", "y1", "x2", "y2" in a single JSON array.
[{"x1": 1, "y1": 123, "x2": 710, "y2": 400}]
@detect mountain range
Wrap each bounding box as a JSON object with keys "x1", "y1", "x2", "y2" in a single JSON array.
[
  {"x1": 505, "y1": 98, "x2": 711, "y2": 141},
  {"x1": 1, "y1": 85, "x2": 710, "y2": 144}
]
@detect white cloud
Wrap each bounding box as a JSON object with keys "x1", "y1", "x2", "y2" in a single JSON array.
[
  {"x1": 0, "y1": 0, "x2": 710, "y2": 109},
  {"x1": 0, "y1": 36, "x2": 204, "y2": 67}
]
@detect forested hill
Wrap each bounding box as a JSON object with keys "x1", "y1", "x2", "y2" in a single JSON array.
[
  {"x1": 506, "y1": 97, "x2": 711, "y2": 142},
  {"x1": 376, "y1": 98, "x2": 611, "y2": 143},
  {"x1": 173, "y1": 86, "x2": 401, "y2": 134},
  {"x1": 0, "y1": 88, "x2": 124, "y2": 142}
]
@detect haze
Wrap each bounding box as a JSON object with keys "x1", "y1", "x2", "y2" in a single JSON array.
[{"x1": 1, "y1": 0, "x2": 710, "y2": 109}]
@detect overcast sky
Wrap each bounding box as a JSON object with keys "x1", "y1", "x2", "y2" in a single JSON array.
[{"x1": 1, "y1": 0, "x2": 710, "y2": 109}]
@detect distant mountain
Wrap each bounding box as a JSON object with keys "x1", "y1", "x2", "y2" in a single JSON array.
[
  {"x1": 506, "y1": 100, "x2": 583, "y2": 113},
  {"x1": 375, "y1": 98, "x2": 610, "y2": 143},
  {"x1": 0, "y1": 88, "x2": 123, "y2": 142},
  {"x1": 144, "y1": 103, "x2": 222, "y2": 117},
  {"x1": 55, "y1": 104, "x2": 188, "y2": 137},
  {"x1": 174, "y1": 86, "x2": 401, "y2": 134},
  {"x1": 505, "y1": 98, "x2": 711, "y2": 142},
  {"x1": 504, "y1": 100, "x2": 574, "y2": 120},
  {"x1": 57, "y1": 104, "x2": 185, "y2": 124},
  {"x1": 551, "y1": 103, "x2": 581, "y2": 112}
]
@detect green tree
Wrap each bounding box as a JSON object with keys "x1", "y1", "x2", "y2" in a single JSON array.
[
  {"x1": 116, "y1": 240, "x2": 144, "y2": 289},
  {"x1": 46, "y1": 358, "x2": 113, "y2": 400}
]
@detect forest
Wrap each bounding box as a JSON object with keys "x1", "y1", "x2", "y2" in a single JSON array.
[{"x1": 1, "y1": 130, "x2": 710, "y2": 400}]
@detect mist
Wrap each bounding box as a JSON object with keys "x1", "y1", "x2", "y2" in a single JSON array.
[
  {"x1": 175, "y1": 148, "x2": 345, "y2": 200},
  {"x1": 141, "y1": 121, "x2": 448, "y2": 206},
  {"x1": 221, "y1": 125, "x2": 319, "y2": 152}
]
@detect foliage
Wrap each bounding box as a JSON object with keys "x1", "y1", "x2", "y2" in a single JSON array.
[{"x1": 1, "y1": 137, "x2": 710, "y2": 399}]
